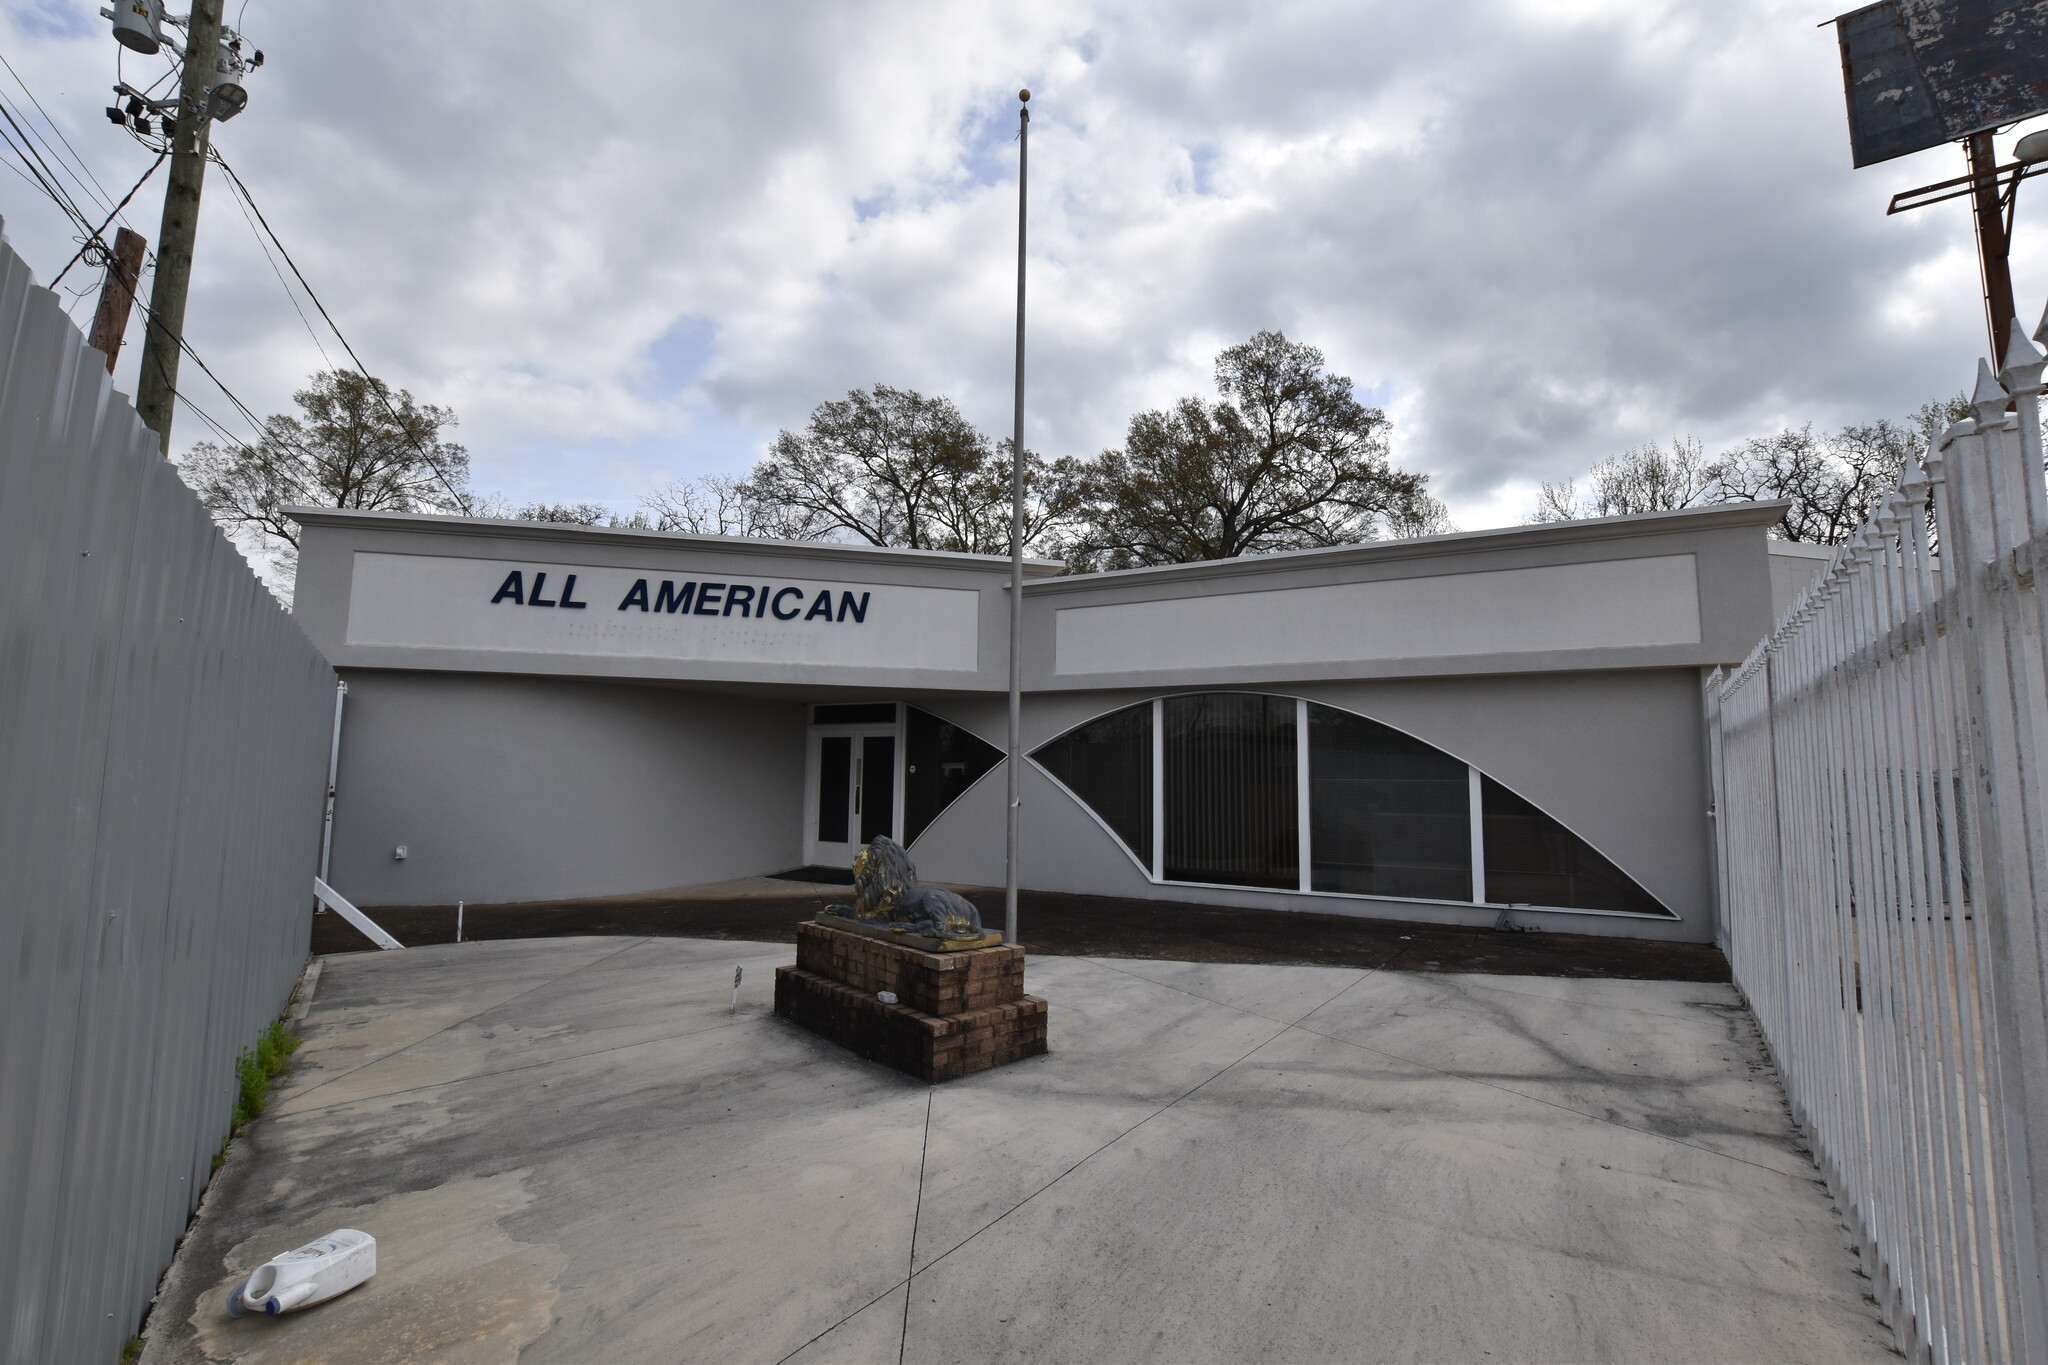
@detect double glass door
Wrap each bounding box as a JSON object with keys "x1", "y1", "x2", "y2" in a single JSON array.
[{"x1": 808, "y1": 725, "x2": 897, "y2": 867}]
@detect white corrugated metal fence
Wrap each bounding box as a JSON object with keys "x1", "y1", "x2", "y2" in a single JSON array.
[{"x1": 0, "y1": 225, "x2": 334, "y2": 1364}]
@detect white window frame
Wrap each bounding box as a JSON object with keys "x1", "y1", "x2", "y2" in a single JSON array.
[{"x1": 1026, "y1": 691, "x2": 1677, "y2": 921}]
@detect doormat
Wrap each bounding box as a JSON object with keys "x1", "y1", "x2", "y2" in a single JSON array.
[{"x1": 766, "y1": 866, "x2": 857, "y2": 886}]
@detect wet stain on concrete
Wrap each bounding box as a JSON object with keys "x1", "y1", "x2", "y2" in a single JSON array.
[{"x1": 188, "y1": 1170, "x2": 562, "y2": 1365}]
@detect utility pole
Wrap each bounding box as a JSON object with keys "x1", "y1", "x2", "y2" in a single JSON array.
[
  {"x1": 86, "y1": 225, "x2": 146, "y2": 374},
  {"x1": 134, "y1": 0, "x2": 225, "y2": 455},
  {"x1": 1004, "y1": 88, "x2": 1029, "y2": 946},
  {"x1": 1965, "y1": 130, "x2": 2020, "y2": 367}
]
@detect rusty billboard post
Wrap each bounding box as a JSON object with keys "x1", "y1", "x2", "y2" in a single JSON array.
[{"x1": 1836, "y1": 0, "x2": 2048, "y2": 361}]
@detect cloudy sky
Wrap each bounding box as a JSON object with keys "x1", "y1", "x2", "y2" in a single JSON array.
[{"x1": 3, "y1": 0, "x2": 2041, "y2": 532}]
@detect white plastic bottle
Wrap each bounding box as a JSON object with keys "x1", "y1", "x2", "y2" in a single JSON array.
[{"x1": 225, "y1": 1229, "x2": 376, "y2": 1317}]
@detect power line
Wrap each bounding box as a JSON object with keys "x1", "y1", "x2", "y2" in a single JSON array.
[
  {"x1": 0, "y1": 89, "x2": 107, "y2": 224},
  {"x1": 211, "y1": 152, "x2": 474, "y2": 512},
  {"x1": 217, "y1": 158, "x2": 335, "y2": 370},
  {"x1": 170, "y1": 381, "x2": 256, "y2": 451},
  {"x1": 1, "y1": 15, "x2": 274, "y2": 468},
  {"x1": 0, "y1": 122, "x2": 103, "y2": 331},
  {"x1": 51, "y1": 150, "x2": 168, "y2": 288},
  {"x1": 0, "y1": 106, "x2": 95, "y2": 234},
  {"x1": 0, "y1": 150, "x2": 45, "y2": 194},
  {"x1": 116, "y1": 47, "x2": 181, "y2": 105},
  {"x1": 54, "y1": 226, "x2": 275, "y2": 447},
  {"x1": 0, "y1": 49, "x2": 121, "y2": 219}
]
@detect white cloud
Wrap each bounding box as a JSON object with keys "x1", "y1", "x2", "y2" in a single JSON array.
[{"x1": 0, "y1": 0, "x2": 2031, "y2": 528}]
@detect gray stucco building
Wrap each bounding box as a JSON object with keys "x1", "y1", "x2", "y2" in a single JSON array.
[{"x1": 291, "y1": 500, "x2": 1821, "y2": 943}]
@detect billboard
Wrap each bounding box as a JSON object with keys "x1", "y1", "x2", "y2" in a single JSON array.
[{"x1": 1837, "y1": 0, "x2": 2048, "y2": 166}]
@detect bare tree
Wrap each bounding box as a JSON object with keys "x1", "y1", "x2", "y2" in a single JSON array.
[
  {"x1": 641, "y1": 473, "x2": 831, "y2": 541},
  {"x1": 1531, "y1": 437, "x2": 1713, "y2": 523},
  {"x1": 502, "y1": 501, "x2": 622, "y2": 526},
  {"x1": 1711, "y1": 421, "x2": 1920, "y2": 545},
  {"x1": 1531, "y1": 395, "x2": 1979, "y2": 546},
  {"x1": 178, "y1": 369, "x2": 468, "y2": 584},
  {"x1": 1060, "y1": 330, "x2": 1443, "y2": 570}
]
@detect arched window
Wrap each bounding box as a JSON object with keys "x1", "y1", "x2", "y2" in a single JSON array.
[
  {"x1": 1031, "y1": 702, "x2": 1151, "y2": 859},
  {"x1": 1164, "y1": 692, "x2": 1298, "y2": 889},
  {"x1": 1031, "y1": 693, "x2": 1673, "y2": 918},
  {"x1": 903, "y1": 706, "x2": 1003, "y2": 847},
  {"x1": 1308, "y1": 704, "x2": 1471, "y2": 902},
  {"x1": 1478, "y1": 776, "x2": 1665, "y2": 916}
]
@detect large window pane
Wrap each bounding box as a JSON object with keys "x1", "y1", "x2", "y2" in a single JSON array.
[
  {"x1": 1308, "y1": 705, "x2": 1471, "y2": 900},
  {"x1": 1480, "y1": 775, "x2": 1671, "y2": 916},
  {"x1": 903, "y1": 706, "x2": 1002, "y2": 846},
  {"x1": 1032, "y1": 703, "x2": 1152, "y2": 863},
  {"x1": 1164, "y1": 693, "x2": 1297, "y2": 889}
]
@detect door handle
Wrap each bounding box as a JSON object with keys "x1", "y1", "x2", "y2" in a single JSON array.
[{"x1": 853, "y1": 757, "x2": 862, "y2": 815}]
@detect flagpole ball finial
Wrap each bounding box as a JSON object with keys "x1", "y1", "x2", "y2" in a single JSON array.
[{"x1": 1019, "y1": 89, "x2": 1030, "y2": 102}]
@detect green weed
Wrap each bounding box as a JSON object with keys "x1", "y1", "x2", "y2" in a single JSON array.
[
  {"x1": 226, "y1": 1017, "x2": 305, "y2": 1136},
  {"x1": 231, "y1": 1048, "x2": 264, "y2": 1129},
  {"x1": 257, "y1": 1018, "x2": 301, "y2": 1079},
  {"x1": 212, "y1": 986, "x2": 310, "y2": 1176},
  {"x1": 119, "y1": 1334, "x2": 144, "y2": 1364}
]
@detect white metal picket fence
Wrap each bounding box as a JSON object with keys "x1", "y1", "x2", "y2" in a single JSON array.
[{"x1": 1708, "y1": 323, "x2": 2048, "y2": 1363}]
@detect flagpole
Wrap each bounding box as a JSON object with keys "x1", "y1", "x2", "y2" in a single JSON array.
[{"x1": 1004, "y1": 88, "x2": 1030, "y2": 946}]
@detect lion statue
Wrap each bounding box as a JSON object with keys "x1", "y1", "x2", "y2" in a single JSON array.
[{"x1": 827, "y1": 836, "x2": 988, "y2": 941}]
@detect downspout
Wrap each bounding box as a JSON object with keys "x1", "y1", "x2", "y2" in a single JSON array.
[{"x1": 318, "y1": 679, "x2": 347, "y2": 887}]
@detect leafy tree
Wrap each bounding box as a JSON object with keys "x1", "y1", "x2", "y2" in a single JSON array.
[
  {"x1": 921, "y1": 439, "x2": 1087, "y2": 556},
  {"x1": 179, "y1": 369, "x2": 469, "y2": 581},
  {"x1": 1058, "y1": 330, "x2": 1445, "y2": 570},
  {"x1": 744, "y1": 383, "x2": 1075, "y2": 553},
  {"x1": 1911, "y1": 392, "x2": 1976, "y2": 448},
  {"x1": 747, "y1": 384, "x2": 987, "y2": 549}
]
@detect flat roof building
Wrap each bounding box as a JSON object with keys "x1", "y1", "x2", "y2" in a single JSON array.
[{"x1": 291, "y1": 499, "x2": 1817, "y2": 944}]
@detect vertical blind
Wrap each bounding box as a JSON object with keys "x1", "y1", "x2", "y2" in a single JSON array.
[
  {"x1": 1163, "y1": 693, "x2": 1298, "y2": 889},
  {"x1": 1032, "y1": 692, "x2": 1671, "y2": 917}
]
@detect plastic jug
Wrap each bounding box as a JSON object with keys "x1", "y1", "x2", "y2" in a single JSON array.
[{"x1": 225, "y1": 1229, "x2": 376, "y2": 1317}]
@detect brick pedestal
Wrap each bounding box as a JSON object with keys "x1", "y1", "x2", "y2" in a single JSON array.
[{"x1": 774, "y1": 921, "x2": 1048, "y2": 1082}]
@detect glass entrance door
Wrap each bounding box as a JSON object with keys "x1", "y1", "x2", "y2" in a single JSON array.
[{"x1": 807, "y1": 725, "x2": 899, "y2": 868}]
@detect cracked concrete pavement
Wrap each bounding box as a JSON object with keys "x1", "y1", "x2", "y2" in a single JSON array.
[{"x1": 140, "y1": 937, "x2": 1893, "y2": 1364}]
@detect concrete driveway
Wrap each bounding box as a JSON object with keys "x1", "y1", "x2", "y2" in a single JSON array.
[{"x1": 142, "y1": 937, "x2": 1891, "y2": 1364}]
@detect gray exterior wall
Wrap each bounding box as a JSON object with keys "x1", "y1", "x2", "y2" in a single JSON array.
[
  {"x1": 330, "y1": 672, "x2": 806, "y2": 906},
  {"x1": 292, "y1": 508, "x2": 1057, "y2": 694},
  {"x1": 1766, "y1": 540, "x2": 1834, "y2": 617},
  {"x1": 906, "y1": 671, "x2": 1716, "y2": 942},
  {"x1": 0, "y1": 231, "x2": 334, "y2": 1365},
  {"x1": 291, "y1": 500, "x2": 1793, "y2": 942},
  {"x1": 1023, "y1": 504, "x2": 1787, "y2": 692}
]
